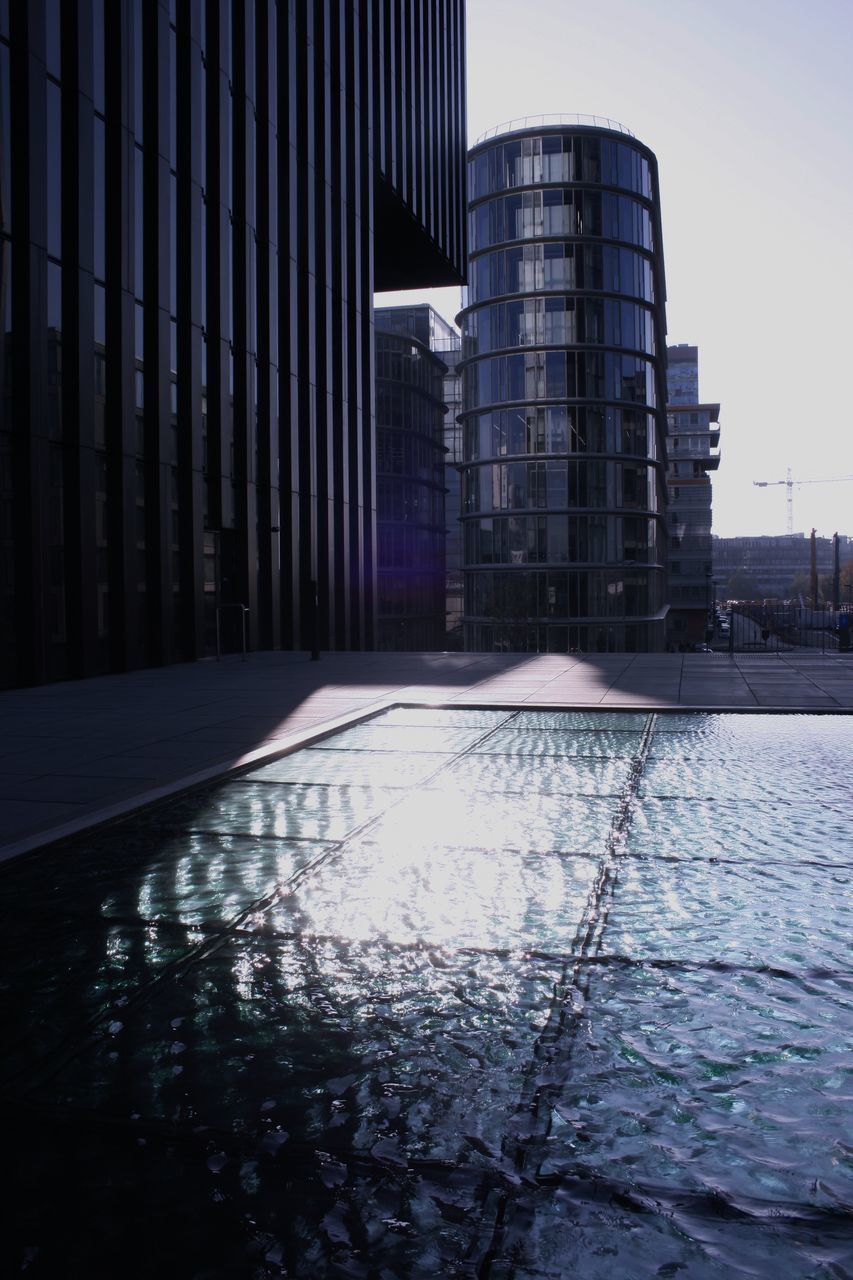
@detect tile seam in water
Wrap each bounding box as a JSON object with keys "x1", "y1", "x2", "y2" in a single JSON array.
[{"x1": 474, "y1": 713, "x2": 659, "y2": 1277}]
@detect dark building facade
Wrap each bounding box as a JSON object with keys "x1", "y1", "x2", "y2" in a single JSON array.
[
  {"x1": 664, "y1": 343, "x2": 720, "y2": 648},
  {"x1": 0, "y1": 0, "x2": 466, "y2": 688},
  {"x1": 457, "y1": 118, "x2": 669, "y2": 653},
  {"x1": 373, "y1": 306, "x2": 449, "y2": 651}
]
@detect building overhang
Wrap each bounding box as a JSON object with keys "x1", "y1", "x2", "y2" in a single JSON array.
[{"x1": 374, "y1": 177, "x2": 467, "y2": 291}]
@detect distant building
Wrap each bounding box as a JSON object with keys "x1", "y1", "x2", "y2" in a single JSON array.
[
  {"x1": 442, "y1": 345, "x2": 465, "y2": 649},
  {"x1": 0, "y1": 1, "x2": 467, "y2": 688},
  {"x1": 373, "y1": 306, "x2": 459, "y2": 650},
  {"x1": 664, "y1": 344, "x2": 721, "y2": 647},
  {"x1": 713, "y1": 533, "x2": 853, "y2": 600},
  {"x1": 435, "y1": 320, "x2": 465, "y2": 649},
  {"x1": 373, "y1": 304, "x2": 463, "y2": 650},
  {"x1": 458, "y1": 118, "x2": 669, "y2": 653}
]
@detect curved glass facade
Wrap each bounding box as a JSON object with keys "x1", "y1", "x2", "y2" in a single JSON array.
[
  {"x1": 466, "y1": 243, "x2": 656, "y2": 306},
  {"x1": 458, "y1": 124, "x2": 669, "y2": 653}
]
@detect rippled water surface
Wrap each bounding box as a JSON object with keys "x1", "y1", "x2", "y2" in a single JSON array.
[{"x1": 2, "y1": 709, "x2": 852, "y2": 1278}]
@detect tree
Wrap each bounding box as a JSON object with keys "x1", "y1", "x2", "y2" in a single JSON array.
[
  {"x1": 817, "y1": 574, "x2": 834, "y2": 604},
  {"x1": 788, "y1": 572, "x2": 811, "y2": 602}
]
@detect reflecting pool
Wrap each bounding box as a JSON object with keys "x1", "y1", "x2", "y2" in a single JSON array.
[{"x1": 2, "y1": 710, "x2": 851, "y2": 1277}]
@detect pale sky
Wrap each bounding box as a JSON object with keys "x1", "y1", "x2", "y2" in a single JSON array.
[{"x1": 377, "y1": 0, "x2": 853, "y2": 539}]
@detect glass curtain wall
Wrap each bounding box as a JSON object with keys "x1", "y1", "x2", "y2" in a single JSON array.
[{"x1": 458, "y1": 124, "x2": 670, "y2": 653}]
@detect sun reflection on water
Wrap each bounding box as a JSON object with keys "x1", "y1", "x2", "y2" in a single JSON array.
[{"x1": 286, "y1": 781, "x2": 602, "y2": 952}]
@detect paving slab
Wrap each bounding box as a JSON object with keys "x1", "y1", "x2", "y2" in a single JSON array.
[{"x1": 0, "y1": 798, "x2": 97, "y2": 837}]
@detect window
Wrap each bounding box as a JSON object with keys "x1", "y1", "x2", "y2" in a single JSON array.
[{"x1": 0, "y1": 41, "x2": 10, "y2": 236}]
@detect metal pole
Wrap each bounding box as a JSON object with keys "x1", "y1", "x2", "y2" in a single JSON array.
[
  {"x1": 216, "y1": 604, "x2": 249, "y2": 661},
  {"x1": 810, "y1": 527, "x2": 818, "y2": 610}
]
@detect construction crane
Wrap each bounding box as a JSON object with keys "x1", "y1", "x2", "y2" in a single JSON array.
[{"x1": 753, "y1": 468, "x2": 853, "y2": 535}]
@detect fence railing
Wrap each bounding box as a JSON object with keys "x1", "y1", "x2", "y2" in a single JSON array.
[{"x1": 718, "y1": 604, "x2": 851, "y2": 655}]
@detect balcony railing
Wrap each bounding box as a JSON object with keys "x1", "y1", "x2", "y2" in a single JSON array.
[
  {"x1": 474, "y1": 114, "x2": 635, "y2": 145},
  {"x1": 668, "y1": 444, "x2": 721, "y2": 459}
]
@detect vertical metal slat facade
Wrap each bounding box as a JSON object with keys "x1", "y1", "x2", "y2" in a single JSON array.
[{"x1": 0, "y1": 0, "x2": 466, "y2": 688}]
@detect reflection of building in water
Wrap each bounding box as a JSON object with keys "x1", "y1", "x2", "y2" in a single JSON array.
[
  {"x1": 458, "y1": 119, "x2": 670, "y2": 654},
  {"x1": 664, "y1": 344, "x2": 721, "y2": 648},
  {"x1": 373, "y1": 304, "x2": 463, "y2": 651},
  {"x1": 0, "y1": 3, "x2": 466, "y2": 687}
]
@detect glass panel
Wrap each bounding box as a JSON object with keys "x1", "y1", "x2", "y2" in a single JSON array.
[
  {"x1": 134, "y1": 146, "x2": 144, "y2": 299},
  {"x1": 46, "y1": 80, "x2": 62, "y2": 259},
  {"x1": 92, "y1": 0, "x2": 105, "y2": 114},
  {"x1": 0, "y1": 41, "x2": 10, "y2": 235},
  {"x1": 93, "y1": 116, "x2": 105, "y2": 280},
  {"x1": 45, "y1": 0, "x2": 61, "y2": 80}
]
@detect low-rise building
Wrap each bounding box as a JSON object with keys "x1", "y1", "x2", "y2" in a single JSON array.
[{"x1": 713, "y1": 533, "x2": 853, "y2": 601}]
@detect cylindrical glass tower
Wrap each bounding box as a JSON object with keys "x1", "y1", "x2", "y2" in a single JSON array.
[{"x1": 458, "y1": 117, "x2": 669, "y2": 653}]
